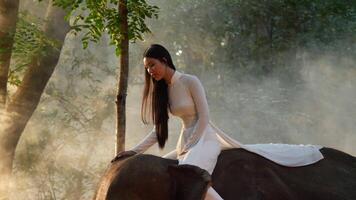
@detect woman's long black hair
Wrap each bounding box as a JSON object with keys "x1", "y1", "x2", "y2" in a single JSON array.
[{"x1": 141, "y1": 44, "x2": 176, "y2": 148}]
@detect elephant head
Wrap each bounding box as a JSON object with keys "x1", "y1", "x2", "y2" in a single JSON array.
[
  {"x1": 93, "y1": 154, "x2": 211, "y2": 200},
  {"x1": 167, "y1": 164, "x2": 211, "y2": 200}
]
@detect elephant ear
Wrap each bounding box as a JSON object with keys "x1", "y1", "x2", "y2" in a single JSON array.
[{"x1": 168, "y1": 164, "x2": 211, "y2": 200}]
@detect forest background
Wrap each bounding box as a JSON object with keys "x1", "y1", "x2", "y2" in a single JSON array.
[{"x1": 0, "y1": 0, "x2": 355, "y2": 199}]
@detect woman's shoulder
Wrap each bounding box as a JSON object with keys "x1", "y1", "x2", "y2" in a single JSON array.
[
  {"x1": 179, "y1": 72, "x2": 204, "y2": 90},
  {"x1": 180, "y1": 72, "x2": 200, "y2": 83}
]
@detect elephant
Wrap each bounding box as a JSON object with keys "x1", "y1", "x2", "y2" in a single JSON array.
[{"x1": 93, "y1": 147, "x2": 356, "y2": 200}]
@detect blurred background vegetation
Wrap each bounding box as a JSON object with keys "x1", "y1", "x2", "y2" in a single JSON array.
[{"x1": 6, "y1": 0, "x2": 356, "y2": 199}]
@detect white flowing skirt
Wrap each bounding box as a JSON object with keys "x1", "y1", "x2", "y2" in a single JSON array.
[{"x1": 164, "y1": 121, "x2": 324, "y2": 174}]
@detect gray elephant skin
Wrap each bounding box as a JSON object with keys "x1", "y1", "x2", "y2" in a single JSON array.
[{"x1": 93, "y1": 148, "x2": 356, "y2": 200}]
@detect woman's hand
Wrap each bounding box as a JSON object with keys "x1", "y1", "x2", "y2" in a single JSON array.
[
  {"x1": 178, "y1": 149, "x2": 188, "y2": 157},
  {"x1": 111, "y1": 150, "x2": 137, "y2": 163}
]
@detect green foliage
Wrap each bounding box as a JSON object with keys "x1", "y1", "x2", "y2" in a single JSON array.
[
  {"x1": 235, "y1": 0, "x2": 355, "y2": 52},
  {"x1": 13, "y1": 42, "x2": 117, "y2": 197},
  {"x1": 49, "y1": 0, "x2": 159, "y2": 56},
  {"x1": 6, "y1": 12, "x2": 61, "y2": 86},
  {"x1": 154, "y1": 0, "x2": 356, "y2": 75}
]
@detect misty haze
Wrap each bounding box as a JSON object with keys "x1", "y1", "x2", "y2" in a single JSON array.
[{"x1": 0, "y1": 0, "x2": 355, "y2": 199}]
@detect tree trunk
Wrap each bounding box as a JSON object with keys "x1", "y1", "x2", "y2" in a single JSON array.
[
  {"x1": 0, "y1": 1, "x2": 70, "y2": 199},
  {"x1": 115, "y1": 0, "x2": 129, "y2": 155},
  {"x1": 0, "y1": 0, "x2": 19, "y2": 110}
]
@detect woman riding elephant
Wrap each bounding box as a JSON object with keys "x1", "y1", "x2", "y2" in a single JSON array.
[{"x1": 111, "y1": 44, "x2": 324, "y2": 200}]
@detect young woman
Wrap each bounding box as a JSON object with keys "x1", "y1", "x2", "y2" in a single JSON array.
[{"x1": 115, "y1": 44, "x2": 324, "y2": 200}]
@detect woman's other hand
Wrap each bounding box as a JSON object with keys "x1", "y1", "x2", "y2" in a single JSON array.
[
  {"x1": 110, "y1": 150, "x2": 137, "y2": 163},
  {"x1": 178, "y1": 150, "x2": 188, "y2": 157}
]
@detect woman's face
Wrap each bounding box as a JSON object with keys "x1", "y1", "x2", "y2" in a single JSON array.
[{"x1": 143, "y1": 57, "x2": 167, "y2": 81}]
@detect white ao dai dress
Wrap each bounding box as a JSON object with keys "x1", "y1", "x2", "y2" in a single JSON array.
[{"x1": 131, "y1": 71, "x2": 324, "y2": 175}]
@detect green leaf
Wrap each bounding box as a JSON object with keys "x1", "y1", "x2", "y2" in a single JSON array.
[{"x1": 51, "y1": 0, "x2": 159, "y2": 55}]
